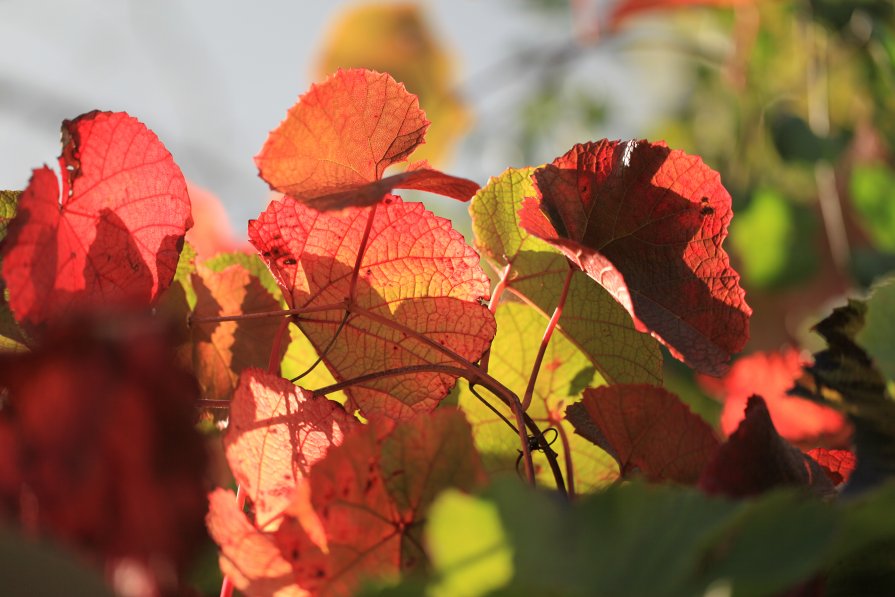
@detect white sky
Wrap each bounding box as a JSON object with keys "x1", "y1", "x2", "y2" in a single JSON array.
[{"x1": 0, "y1": 0, "x2": 696, "y2": 236}]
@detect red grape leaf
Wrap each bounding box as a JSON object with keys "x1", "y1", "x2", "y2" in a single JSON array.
[
  {"x1": 1, "y1": 111, "x2": 192, "y2": 328},
  {"x1": 806, "y1": 448, "x2": 856, "y2": 486},
  {"x1": 209, "y1": 408, "x2": 484, "y2": 596},
  {"x1": 249, "y1": 194, "x2": 495, "y2": 420},
  {"x1": 699, "y1": 348, "x2": 851, "y2": 448},
  {"x1": 470, "y1": 167, "x2": 663, "y2": 385},
  {"x1": 189, "y1": 263, "x2": 285, "y2": 402},
  {"x1": 566, "y1": 384, "x2": 720, "y2": 484},
  {"x1": 206, "y1": 489, "x2": 301, "y2": 597},
  {"x1": 0, "y1": 315, "x2": 207, "y2": 589},
  {"x1": 255, "y1": 69, "x2": 478, "y2": 210},
  {"x1": 610, "y1": 0, "x2": 750, "y2": 30},
  {"x1": 518, "y1": 140, "x2": 751, "y2": 376},
  {"x1": 698, "y1": 396, "x2": 835, "y2": 498},
  {"x1": 224, "y1": 368, "x2": 358, "y2": 528}
]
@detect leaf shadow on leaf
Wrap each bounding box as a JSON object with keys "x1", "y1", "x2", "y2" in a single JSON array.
[
  {"x1": 528, "y1": 144, "x2": 748, "y2": 375},
  {"x1": 266, "y1": 251, "x2": 493, "y2": 421},
  {"x1": 189, "y1": 266, "x2": 285, "y2": 402}
]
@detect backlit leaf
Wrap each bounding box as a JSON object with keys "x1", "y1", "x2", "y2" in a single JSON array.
[
  {"x1": 0, "y1": 111, "x2": 192, "y2": 328},
  {"x1": 0, "y1": 190, "x2": 28, "y2": 351},
  {"x1": 224, "y1": 369, "x2": 357, "y2": 528},
  {"x1": 699, "y1": 348, "x2": 851, "y2": 448},
  {"x1": 856, "y1": 276, "x2": 895, "y2": 381},
  {"x1": 699, "y1": 396, "x2": 835, "y2": 497},
  {"x1": 518, "y1": 140, "x2": 751, "y2": 376},
  {"x1": 806, "y1": 448, "x2": 856, "y2": 486},
  {"x1": 316, "y1": 4, "x2": 470, "y2": 165},
  {"x1": 456, "y1": 303, "x2": 617, "y2": 492},
  {"x1": 189, "y1": 263, "x2": 285, "y2": 402},
  {"x1": 249, "y1": 194, "x2": 495, "y2": 420},
  {"x1": 470, "y1": 167, "x2": 662, "y2": 385},
  {"x1": 209, "y1": 409, "x2": 484, "y2": 596},
  {"x1": 256, "y1": 69, "x2": 478, "y2": 210},
  {"x1": 567, "y1": 384, "x2": 720, "y2": 484}
]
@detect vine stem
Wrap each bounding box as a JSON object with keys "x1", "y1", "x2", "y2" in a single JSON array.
[
  {"x1": 189, "y1": 301, "x2": 348, "y2": 325},
  {"x1": 553, "y1": 419, "x2": 576, "y2": 499},
  {"x1": 349, "y1": 204, "x2": 378, "y2": 301},
  {"x1": 267, "y1": 317, "x2": 290, "y2": 374},
  {"x1": 219, "y1": 485, "x2": 246, "y2": 597},
  {"x1": 479, "y1": 262, "x2": 512, "y2": 373},
  {"x1": 521, "y1": 266, "x2": 573, "y2": 411},
  {"x1": 316, "y1": 303, "x2": 560, "y2": 491}
]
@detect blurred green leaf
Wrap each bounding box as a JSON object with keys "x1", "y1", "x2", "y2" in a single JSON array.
[
  {"x1": 730, "y1": 188, "x2": 817, "y2": 289},
  {"x1": 850, "y1": 164, "x2": 895, "y2": 252}
]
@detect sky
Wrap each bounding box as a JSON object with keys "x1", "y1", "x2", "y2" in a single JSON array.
[{"x1": 0, "y1": 0, "x2": 690, "y2": 235}]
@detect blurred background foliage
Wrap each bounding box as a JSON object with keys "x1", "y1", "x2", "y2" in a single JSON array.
[{"x1": 308, "y1": 0, "x2": 895, "y2": 419}]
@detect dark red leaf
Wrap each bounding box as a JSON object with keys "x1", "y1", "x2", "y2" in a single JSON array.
[
  {"x1": 249, "y1": 194, "x2": 495, "y2": 420},
  {"x1": 0, "y1": 315, "x2": 207, "y2": 590},
  {"x1": 255, "y1": 69, "x2": 478, "y2": 210},
  {"x1": 1, "y1": 111, "x2": 192, "y2": 328},
  {"x1": 567, "y1": 384, "x2": 720, "y2": 484},
  {"x1": 699, "y1": 348, "x2": 851, "y2": 448},
  {"x1": 699, "y1": 396, "x2": 835, "y2": 498},
  {"x1": 518, "y1": 140, "x2": 750, "y2": 376},
  {"x1": 806, "y1": 448, "x2": 856, "y2": 486}
]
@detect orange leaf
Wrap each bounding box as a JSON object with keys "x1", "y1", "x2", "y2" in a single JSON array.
[
  {"x1": 190, "y1": 263, "x2": 285, "y2": 401},
  {"x1": 255, "y1": 69, "x2": 478, "y2": 210},
  {"x1": 567, "y1": 384, "x2": 720, "y2": 484},
  {"x1": 224, "y1": 369, "x2": 358, "y2": 528},
  {"x1": 209, "y1": 409, "x2": 484, "y2": 596},
  {"x1": 1, "y1": 111, "x2": 192, "y2": 328},
  {"x1": 519, "y1": 140, "x2": 751, "y2": 376},
  {"x1": 249, "y1": 195, "x2": 495, "y2": 420},
  {"x1": 806, "y1": 448, "x2": 856, "y2": 486}
]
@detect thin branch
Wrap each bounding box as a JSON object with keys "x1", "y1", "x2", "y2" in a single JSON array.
[
  {"x1": 349, "y1": 204, "x2": 378, "y2": 301},
  {"x1": 553, "y1": 422, "x2": 576, "y2": 499},
  {"x1": 479, "y1": 262, "x2": 513, "y2": 373},
  {"x1": 313, "y1": 364, "x2": 469, "y2": 397},
  {"x1": 522, "y1": 266, "x2": 573, "y2": 411},
  {"x1": 267, "y1": 317, "x2": 290, "y2": 375},
  {"x1": 291, "y1": 310, "x2": 351, "y2": 382},
  {"x1": 189, "y1": 301, "x2": 348, "y2": 325}
]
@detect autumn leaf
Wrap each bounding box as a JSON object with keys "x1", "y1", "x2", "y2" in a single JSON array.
[
  {"x1": 806, "y1": 449, "x2": 856, "y2": 486},
  {"x1": 609, "y1": 0, "x2": 750, "y2": 30},
  {"x1": 456, "y1": 303, "x2": 617, "y2": 493},
  {"x1": 249, "y1": 194, "x2": 495, "y2": 420},
  {"x1": 208, "y1": 408, "x2": 484, "y2": 596},
  {"x1": 0, "y1": 314, "x2": 207, "y2": 591},
  {"x1": 189, "y1": 262, "x2": 285, "y2": 402},
  {"x1": 255, "y1": 69, "x2": 478, "y2": 210},
  {"x1": 0, "y1": 111, "x2": 192, "y2": 329},
  {"x1": 470, "y1": 167, "x2": 662, "y2": 385},
  {"x1": 567, "y1": 384, "x2": 720, "y2": 484},
  {"x1": 699, "y1": 348, "x2": 851, "y2": 449},
  {"x1": 699, "y1": 396, "x2": 835, "y2": 498},
  {"x1": 224, "y1": 368, "x2": 358, "y2": 528},
  {"x1": 316, "y1": 4, "x2": 470, "y2": 165},
  {"x1": 518, "y1": 140, "x2": 751, "y2": 376}
]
